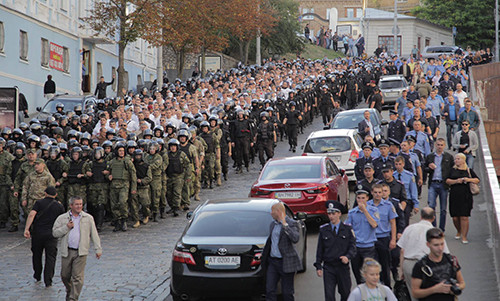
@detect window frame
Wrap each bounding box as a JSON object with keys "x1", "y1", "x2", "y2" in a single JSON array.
[
  {"x1": 0, "y1": 22, "x2": 5, "y2": 53},
  {"x1": 19, "y1": 30, "x2": 29, "y2": 61},
  {"x1": 63, "y1": 46, "x2": 70, "y2": 73},
  {"x1": 41, "y1": 38, "x2": 50, "y2": 67}
]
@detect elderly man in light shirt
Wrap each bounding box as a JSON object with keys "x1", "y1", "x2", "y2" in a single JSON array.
[{"x1": 397, "y1": 207, "x2": 449, "y2": 301}]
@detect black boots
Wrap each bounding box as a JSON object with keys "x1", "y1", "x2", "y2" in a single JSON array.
[{"x1": 121, "y1": 219, "x2": 127, "y2": 232}]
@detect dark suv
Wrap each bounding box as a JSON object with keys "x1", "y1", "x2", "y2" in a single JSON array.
[{"x1": 35, "y1": 94, "x2": 97, "y2": 122}]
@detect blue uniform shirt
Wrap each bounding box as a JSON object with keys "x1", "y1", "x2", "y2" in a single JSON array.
[
  {"x1": 346, "y1": 205, "x2": 380, "y2": 248},
  {"x1": 367, "y1": 199, "x2": 398, "y2": 238},
  {"x1": 359, "y1": 147, "x2": 381, "y2": 159},
  {"x1": 405, "y1": 130, "x2": 431, "y2": 156},
  {"x1": 393, "y1": 169, "x2": 419, "y2": 208}
]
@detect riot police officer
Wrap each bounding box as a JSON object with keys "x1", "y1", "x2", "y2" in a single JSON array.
[
  {"x1": 255, "y1": 112, "x2": 276, "y2": 168},
  {"x1": 83, "y1": 147, "x2": 109, "y2": 231},
  {"x1": 165, "y1": 139, "x2": 190, "y2": 217},
  {"x1": 282, "y1": 101, "x2": 302, "y2": 152}
]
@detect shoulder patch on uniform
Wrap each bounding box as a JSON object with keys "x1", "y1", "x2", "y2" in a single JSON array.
[
  {"x1": 351, "y1": 229, "x2": 356, "y2": 238},
  {"x1": 320, "y1": 223, "x2": 329, "y2": 228},
  {"x1": 411, "y1": 176, "x2": 415, "y2": 183},
  {"x1": 374, "y1": 211, "x2": 380, "y2": 219},
  {"x1": 392, "y1": 205, "x2": 396, "y2": 213}
]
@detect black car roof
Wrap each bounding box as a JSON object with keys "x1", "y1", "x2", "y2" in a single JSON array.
[{"x1": 199, "y1": 198, "x2": 280, "y2": 212}]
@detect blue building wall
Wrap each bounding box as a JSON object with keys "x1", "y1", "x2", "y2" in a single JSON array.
[{"x1": 0, "y1": 6, "x2": 80, "y2": 111}]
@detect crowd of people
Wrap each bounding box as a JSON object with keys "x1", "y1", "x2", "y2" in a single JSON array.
[
  {"x1": 304, "y1": 24, "x2": 366, "y2": 58},
  {"x1": 0, "y1": 45, "x2": 490, "y2": 300}
]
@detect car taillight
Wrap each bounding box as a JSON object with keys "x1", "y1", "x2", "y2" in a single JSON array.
[
  {"x1": 251, "y1": 187, "x2": 271, "y2": 196},
  {"x1": 301, "y1": 153, "x2": 307, "y2": 156},
  {"x1": 306, "y1": 185, "x2": 329, "y2": 194},
  {"x1": 251, "y1": 253, "x2": 262, "y2": 266},
  {"x1": 349, "y1": 149, "x2": 359, "y2": 162},
  {"x1": 173, "y1": 249, "x2": 196, "y2": 265}
]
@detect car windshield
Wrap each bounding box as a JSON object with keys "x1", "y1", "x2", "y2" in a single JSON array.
[
  {"x1": 260, "y1": 163, "x2": 321, "y2": 180},
  {"x1": 428, "y1": 47, "x2": 454, "y2": 53},
  {"x1": 42, "y1": 98, "x2": 81, "y2": 114},
  {"x1": 304, "y1": 136, "x2": 351, "y2": 153},
  {"x1": 379, "y1": 80, "x2": 405, "y2": 89},
  {"x1": 186, "y1": 210, "x2": 272, "y2": 237},
  {"x1": 332, "y1": 113, "x2": 378, "y2": 130}
]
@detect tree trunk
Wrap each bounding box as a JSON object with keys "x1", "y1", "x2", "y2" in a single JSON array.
[
  {"x1": 244, "y1": 40, "x2": 251, "y2": 65},
  {"x1": 239, "y1": 41, "x2": 245, "y2": 63},
  {"x1": 117, "y1": 41, "x2": 126, "y2": 97},
  {"x1": 176, "y1": 47, "x2": 186, "y2": 78},
  {"x1": 201, "y1": 46, "x2": 206, "y2": 77}
]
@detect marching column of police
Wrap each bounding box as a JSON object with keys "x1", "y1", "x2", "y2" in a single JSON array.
[{"x1": 0, "y1": 57, "x2": 473, "y2": 300}]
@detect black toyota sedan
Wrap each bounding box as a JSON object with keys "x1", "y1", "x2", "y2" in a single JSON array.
[{"x1": 170, "y1": 198, "x2": 307, "y2": 301}]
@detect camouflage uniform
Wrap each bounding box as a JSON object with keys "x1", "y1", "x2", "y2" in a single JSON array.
[
  {"x1": 107, "y1": 156, "x2": 137, "y2": 222},
  {"x1": 10, "y1": 156, "x2": 26, "y2": 228},
  {"x1": 200, "y1": 131, "x2": 220, "y2": 189},
  {"x1": 178, "y1": 142, "x2": 198, "y2": 209},
  {"x1": 144, "y1": 152, "x2": 163, "y2": 218},
  {"x1": 192, "y1": 136, "x2": 206, "y2": 201},
  {"x1": 132, "y1": 159, "x2": 152, "y2": 223},
  {"x1": 160, "y1": 151, "x2": 169, "y2": 214},
  {"x1": 83, "y1": 159, "x2": 109, "y2": 230},
  {"x1": 166, "y1": 150, "x2": 190, "y2": 212},
  {"x1": 21, "y1": 166, "x2": 56, "y2": 213},
  {"x1": 15, "y1": 160, "x2": 37, "y2": 217},
  {"x1": 211, "y1": 127, "x2": 223, "y2": 186},
  {"x1": 0, "y1": 150, "x2": 14, "y2": 226}
]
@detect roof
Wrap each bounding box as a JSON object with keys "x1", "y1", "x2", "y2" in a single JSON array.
[
  {"x1": 307, "y1": 129, "x2": 358, "y2": 139},
  {"x1": 379, "y1": 75, "x2": 406, "y2": 81},
  {"x1": 336, "y1": 108, "x2": 377, "y2": 115},
  {"x1": 365, "y1": 8, "x2": 414, "y2": 20},
  {"x1": 268, "y1": 156, "x2": 324, "y2": 165},
  {"x1": 201, "y1": 198, "x2": 279, "y2": 212}
]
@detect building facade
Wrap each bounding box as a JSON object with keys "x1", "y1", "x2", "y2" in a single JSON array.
[
  {"x1": 337, "y1": 8, "x2": 452, "y2": 56},
  {"x1": 367, "y1": 0, "x2": 422, "y2": 14},
  {"x1": 0, "y1": 0, "x2": 157, "y2": 112}
]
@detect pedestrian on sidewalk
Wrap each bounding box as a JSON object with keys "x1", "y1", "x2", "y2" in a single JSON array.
[
  {"x1": 52, "y1": 196, "x2": 102, "y2": 301},
  {"x1": 23, "y1": 186, "x2": 65, "y2": 287},
  {"x1": 44, "y1": 75, "x2": 56, "y2": 100}
]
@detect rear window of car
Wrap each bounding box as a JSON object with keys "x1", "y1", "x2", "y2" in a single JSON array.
[
  {"x1": 260, "y1": 163, "x2": 321, "y2": 180},
  {"x1": 186, "y1": 210, "x2": 272, "y2": 237},
  {"x1": 427, "y1": 47, "x2": 454, "y2": 53},
  {"x1": 304, "y1": 136, "x2": 352, "y2": 153},
  {"x1": 42, "y1": 98, "x2": 81, "y2": 114},
  {"x1": 332, "y1": 113, "x2": 378, "y2": 130},
  {"x1": 379, "y1": 80, "x2": 405, "y2": 89}
]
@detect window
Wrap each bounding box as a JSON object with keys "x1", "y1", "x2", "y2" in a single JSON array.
[
  {"x1": 326, "y1": 8, "x2": 331, "y2": 20},
  {"x1": 19, "y1": 30, "x2": 28, "y2": 61},
  {"x1": 63, "y1": 47, "x2": 69, "y2": 72},
  {"x1": 111, "y1": 67, "x2": 117, "y2": 91},
  {"x1": 378, "y1": 35, "x2": 402, "y2": 56},
  {"x1": 346, "y1": 8, "x2": 362, "y2": 18},
  {"x1": 346, "y1": 8, "x2": 354, "y2": 18},
  {"x1": 137, "y1": 74, "x2": 143, "y2": 86},
  {"x1": 0, "y1": 22, "x2": 4, "y2": 53},
  {"x1": 41, "y1": 38, "x2": 49, "y2": 67},
  {"x1": 425, "y1": 38, "x2": 431, "y2": 47},
  {"x1": 60, "y1": 0, "x2": 68, "y2": 11},
  {"x1": 303, "y1": 8, "x2": 314, "y2": 20},
  {"x1": 97, "y1": 62, "x2": 103, "y2": 79},
  {"x1": 356, "y1": 8, "x2": 363, "y2": 18}
]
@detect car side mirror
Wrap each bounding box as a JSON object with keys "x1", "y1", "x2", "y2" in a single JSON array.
[
  {"x1": 295, "y1": 212, "x2": 307, "y2": 220},
  {"x1": 381, "y1": 119, "x2": 389, "y2": 126},
  {"x1": 300, "y1": 145, "x2": 304, "y2": 150},
  {"x1": 186, "y1": 212, "x2": 193, "y2": 220},
  {"x1": 36, "y1": 107, "x2": 41, "y2": 112}
]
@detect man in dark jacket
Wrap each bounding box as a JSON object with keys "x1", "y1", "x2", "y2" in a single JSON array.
[
  {"x1": 23, "y1": 186, "x2": 65, "y2": 287},
  {"x1": 263, "y1": 202, "x2": 302, "y2": 301},
  {"x1": 442, "y1": 96, "x2": 460, "y2": 149},
  {"x1": 94, "y1": 74, "x2": 115, "y2": 99},
  {"x1": 44, "y1": 75, "x2": 56, "y2": 100}
]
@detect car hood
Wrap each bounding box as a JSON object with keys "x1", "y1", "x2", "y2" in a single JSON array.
[{"x1": 182, "y1": 235, "x2": 267, "y2": 246}]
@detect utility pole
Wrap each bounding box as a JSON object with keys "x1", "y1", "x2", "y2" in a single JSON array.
[
  {"x1": 393, "y1": 0, "x2": 398, "y2": 56},
  {"x1": 157, "y1": 46, "x2": 163, "y2": 87},
  {"x1": 496, "y1": 0, "x2": 499, "y2": 62}
]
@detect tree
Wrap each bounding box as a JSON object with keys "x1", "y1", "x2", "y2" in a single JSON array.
[
  {"x1": 260, "y1": 0, "x2": 304, "y2": 58},
  {"x1": 226, "y1": 0, "x2": 277, "y2": 64},
  {"x1": 82, "y1": 0, "x2": 155, "y2": 96},
  {"x1": 413, "y1": 0, "x2": 494, "y2": 49}
]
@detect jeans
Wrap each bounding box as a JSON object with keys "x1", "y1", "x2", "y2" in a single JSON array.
[
  {"x1": 427, "y1": 181, "x2": 448, "y2": 231},
  {"x1": 466, "y1": 153, "x2": 475, "y2": 169},
  {"x1": 446, "y1": 123, "x2": 458, "y2": 149}
]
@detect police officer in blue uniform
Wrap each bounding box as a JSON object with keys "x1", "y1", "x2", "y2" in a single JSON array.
[
  {"x1": 314, "y1": 201, "x2": 357, "y2": 301},
  {"x1": 404, "y1": 120, "x2": 431, "y2": 156},
  {"x1": 356, "y1": 163, "x2": 380, "y2": 202},
  {"x1": 388, "y1": 110, "x2": 406, "y2": 143},
  {"x1": 354, "y1": 142, "x2": 375, "y2": 181},
  {"x1": 380, "y1": 164, "x2": 407, "y2": 213},
  {"x1": 367, "y1": 184, "x2": 398, "y2": 287},
  {"x1": 388, "y1": 138, "x2": 401, "y2": 159},
  {"x1": 393, "y1": 156, "x2": 419, "y2": 227},
  {"x1": 372, "y1": 139, "x2": 395, "y2": 179},
  {"x1": 346, "y1": 190, "x2": 380, "y2": 284}
]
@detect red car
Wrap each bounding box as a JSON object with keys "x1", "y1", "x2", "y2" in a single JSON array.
[{"x1": 250, "y1": 156, "x2": 349, "y2": 221}]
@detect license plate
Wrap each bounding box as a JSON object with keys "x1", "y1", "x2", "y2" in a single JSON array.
[
  {"x1": 205, "y1": 256, "x2": 241, "y2": 266},
  {"x1": 275, "y1": 191, "x2": 302, "y2": 199},
  {"x1": 330, "y1": 155, "x2": 341, "y2": 162}
]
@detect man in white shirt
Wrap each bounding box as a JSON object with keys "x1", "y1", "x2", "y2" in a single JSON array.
[
  {"x1": 124, "y1": 108, "x2": 140, "y2": 133},
  {"x1": 453, "y1": 83, "x2": 468, "y2": 107},
  {"x1": 397, "y1": 207, "x2": 449, "y2": 301}
]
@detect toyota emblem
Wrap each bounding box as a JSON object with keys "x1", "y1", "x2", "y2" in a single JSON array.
[
  {"x1": 217, "y1": 248, "x2": 228, "y2": 256},
  {"x1": 284, "y1": 183, "x2": 291, "y2": 188}
]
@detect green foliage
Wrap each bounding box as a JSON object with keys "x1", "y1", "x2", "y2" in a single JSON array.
[{"x1": 413, "y1": 0, "x2": 495, "y2": 49}]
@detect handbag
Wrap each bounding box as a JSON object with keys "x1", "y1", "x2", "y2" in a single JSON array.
[
  {"x1": 393, "y1": 279, "x2": 411, "y2": 301},
  {"x1": 467, "y1": 168, "x2": 480, "y2": 195}
]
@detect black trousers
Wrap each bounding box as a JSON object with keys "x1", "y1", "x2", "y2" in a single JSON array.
[
  {"x1": 31, "y1": 233, "x2": 58, "y2": 285},
  {"x1": 220, "y1": 145, "x2": 229, "y2": 176},
  {"x1": 323, "y1": 263, "x2": 351, "y2": 301},
  {"x1": 321, "y1": 107, "x2": 332, "y2": 125},
  {"x1": 266, "y1": 257, "x2": 295, "y2": 301},
  {"x1": 287, "y1": 124, "x2": 298, "y2": 147},
  {"x1": 351, "y1": 246, "x2": 377, "y2": 284},
  {"x1": 391, "y1": 245, "x2": 401, "y2": 280},
  {"x1": 258, "y1": 139, "x2": 274, "y2": 166},
  {"x1": 235, "y1": 137, "x2": 250, "y2": 168},
  {"x1": 375, "y1": 236, "x2": 392, "y2": 287}
]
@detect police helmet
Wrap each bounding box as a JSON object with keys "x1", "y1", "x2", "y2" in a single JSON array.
[
  {"x1": 70, "y1": 146, "x2": 82, "y2": 159},
  {"x1": 106, "y1": 128, "x2": 116, "y2": 136},
  {"x1": 126, "y1": 132, "x2": 137, "y2": 142},
  {"x1": 133, "y1": 149, "x2": 144, "y2": 161},
  {"x1": 168, "y1": 138, "x2": 180, "y2": 147},
  {"x1": 19, "y1": 122, "x2": 29, "y2": 131},
  {"x1": 200, "y1": 121, "x2": 210, "y2": 128},
  {"x1": 93, "y1": 147, "x2": 105, "y2": 160},
  {"x1": 102, "y1": 140, "x2": 113, "y2": 149},
  {"x1": 0, "y1": 137, "x2": 5, "y2": 148},
  {"x1": 143, "y1": 129, "x2": 153, "y2": 138},
  {"x1": 153, "y1": 126, "x2": 164, "y2": 136},
  {"x1": 1, "y1": 127, "x2": 12, "y2": 137},
  {"x1": 260, "y1": 111, "x2": 269, "y2": 119},
  {"x1": 56, "y1": 102, "x2": 65, "y2": 110},
  {"x1": 126, "y1": 140, "x2": 138, "y2": 150}
]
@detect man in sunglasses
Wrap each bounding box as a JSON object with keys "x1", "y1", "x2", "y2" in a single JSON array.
[{"x1": 452, "y1": 120, "x2": 478, "y2": 169}]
